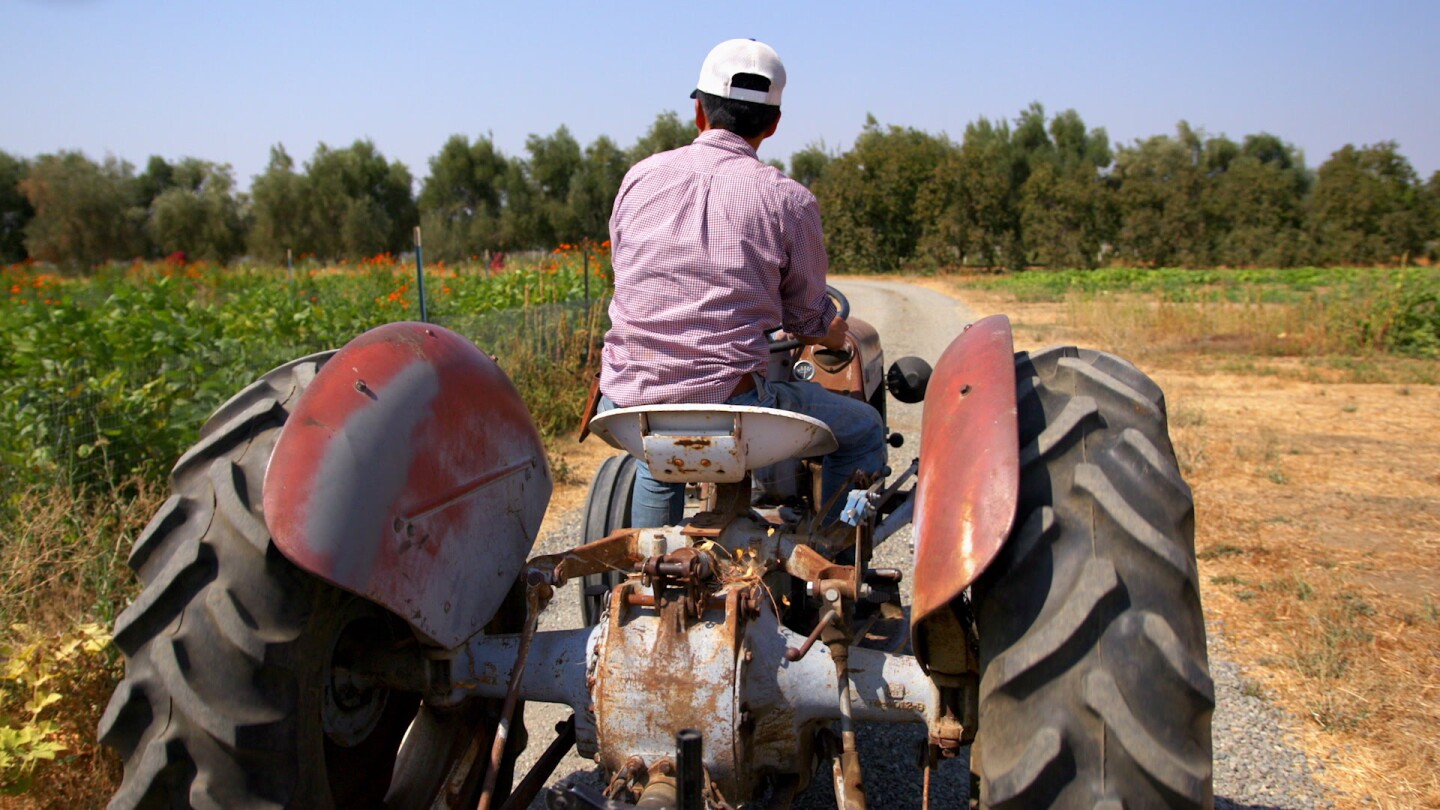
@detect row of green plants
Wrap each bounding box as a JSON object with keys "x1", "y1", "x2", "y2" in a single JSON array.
[
  {"x1": 1, "y1": 247, "x2": 611, "y2": 495},
  {"x1": 964, "y1": 266, "x2": 1439, "y2": 358}
]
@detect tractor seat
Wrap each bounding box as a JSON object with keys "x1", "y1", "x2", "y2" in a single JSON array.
[{"x1": 588, "y1": 405, "x2": 838, "y2": 483}]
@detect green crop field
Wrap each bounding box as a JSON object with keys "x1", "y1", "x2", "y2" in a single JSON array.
[{"x1": 1, "y1": 245, "x2": 612, "y2": 494}]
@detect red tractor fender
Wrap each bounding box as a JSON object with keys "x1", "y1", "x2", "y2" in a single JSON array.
[
  {"x1": 911, "y1": 315, "x2": 1019, "y2": 674},
  {"x1": 263, "y1": 322, "x2": 551, "y2": 649}
]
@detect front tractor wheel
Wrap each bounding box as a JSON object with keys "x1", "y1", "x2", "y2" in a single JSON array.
[
  {"x1": 971, "y1": 347, "x2": 1214, "y2": 809},
  {"x1": 98, "y1": 354, "x2": 517, "y2": 808},
  {"x1": 578, "y1": 454, "x2": 637, "y2": 626}
]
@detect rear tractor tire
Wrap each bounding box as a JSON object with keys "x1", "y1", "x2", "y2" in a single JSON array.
[
  {"x1": 98, "y1": 353, "x2": 517, "y2": 809},
  {"x1": 971, "y1": 347, "x2": 1214, "y2": 809}
]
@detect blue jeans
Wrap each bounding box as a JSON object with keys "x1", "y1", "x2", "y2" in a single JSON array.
[{"x1": 597, "y1": 378, "x2": 887, "y2": 528}]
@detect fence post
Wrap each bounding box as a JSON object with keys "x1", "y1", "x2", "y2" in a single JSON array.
[
  {"x1": 584, "y1": 248, "x2": 590, "y2": 312},
  {"x1": 414, "y1": 226, "x2": 429, "y2": 323}
]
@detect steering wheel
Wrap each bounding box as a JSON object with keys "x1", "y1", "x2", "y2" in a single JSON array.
[{"x1": 767, "y1": 285, "x2": 850, "y2": 353}]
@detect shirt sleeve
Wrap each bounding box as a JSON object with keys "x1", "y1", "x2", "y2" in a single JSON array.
[{"x1": 778, "y1": 188, "x2": 838, "y2": 337}]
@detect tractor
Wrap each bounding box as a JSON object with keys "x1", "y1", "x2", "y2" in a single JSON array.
[{"x1": 99, "y1": 286, "x2": 1211, "y2": 809}]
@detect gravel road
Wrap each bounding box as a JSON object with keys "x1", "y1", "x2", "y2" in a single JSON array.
[{"x1": 514, "y1": 279, "x2": 1332, "y2": 808}]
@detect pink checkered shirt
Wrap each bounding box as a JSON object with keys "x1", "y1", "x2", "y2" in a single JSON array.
[{"x1": 601, "y1": 129, "x2": 837, "y2": 407}]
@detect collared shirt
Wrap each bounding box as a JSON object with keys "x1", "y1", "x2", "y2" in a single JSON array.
[{"x1": 601, "y1": 129, "x2": 837, "y2": 407}]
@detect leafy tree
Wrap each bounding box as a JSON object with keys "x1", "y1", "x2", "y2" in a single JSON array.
[
  {"x1": 1204, "y1": 133, "x2": 1311, "y2": 266},
  {"x1": 916, "y1": 104, "x2": 1112, "y2": 271},
  {"x1": 524, "y1": 126, "x2": 583, "y2": 244},
  {"x1": 817, "y1": 115, "x2": 955, "y2": 273},
  {"x1": 1426, "y1": 170, "x2": 1440, "y2": 260},
  {"x1": 1018, "y1": 107, "x2": 1115, "y2": 268},
  {"x1": 305, "y1": 140, "x2": 416, "y2": 259},
  {"x1": 628, "y1": 111, "x2": 695, "y2": 162},
  {"x1": 1310, "y1": 142, "x2": 1428, "y2": 264},
  {"x1": 497, "y1": 160, "x2": 544, "y2": 250},
  {"x1": 247, "y1": 145, "x2": 314, "y2": 262},
  {"x1": 418, "y1": 134, "x2": 509, "y2": 259},
  {"x1": 135, "y1": 155, "x2": 176, "y2": 211},
  {"x1": 146, "y1": 160, "x2": 245, "y2": 262},
  {"x1": 917, "y1": 117, "x2": 1019, "y2": 269},
  {"x1": 1020, "y1": 161, "x2": 1116, "y2": 269},
  {"x1": 19, "y1": 151, "x2": 147, "y2": 268},
  {"x1": 1111, "y1": 123, "x2": 1211, "y2": 266},
  {"x1": 789, "y1": 142, "x2": 832, "y2": 188},
  {"x1": 569, "y1": 135, "x2": 628, "y2": 241},
  {"x1": 0, "y1": 151, "x2": 33, "y2": 262},
  {"x1": 1047, "y1": 108, "x2": 1113, "y2": 171}
]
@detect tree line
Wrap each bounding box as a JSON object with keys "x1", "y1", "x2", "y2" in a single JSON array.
[{"x1": 2, "y1": 104, "x2": 1437, "y2": 270}]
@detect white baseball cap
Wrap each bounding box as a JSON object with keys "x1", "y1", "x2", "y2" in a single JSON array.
[{"x1": 692, "y1": 38, "x2": 786, "y2": 107}]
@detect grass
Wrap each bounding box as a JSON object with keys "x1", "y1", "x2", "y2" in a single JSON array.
[{"x1": 949, "y1": 266, "x2": 1440, "y2": 380}]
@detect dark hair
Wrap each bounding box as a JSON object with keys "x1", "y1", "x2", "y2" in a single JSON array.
[{"x1": 696, "y1": 73, "x2": 780, "y2": 139}]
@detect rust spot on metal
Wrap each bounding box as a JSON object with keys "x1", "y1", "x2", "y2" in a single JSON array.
[{"x1": 673, "y1": 437, "x2": 713, "y2": 449}]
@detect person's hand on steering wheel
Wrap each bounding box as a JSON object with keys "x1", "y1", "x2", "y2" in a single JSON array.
[
  {"x1": 767, "y1": 284, "x2": 852, "y2": 353},
  {"x1": 817, "y1": 315, "x2": 849, "y2": 350}
]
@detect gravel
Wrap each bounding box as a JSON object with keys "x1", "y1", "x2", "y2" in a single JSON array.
[{"x1": 1209, "y1": 631, "x2": 1333, "y2": 809}]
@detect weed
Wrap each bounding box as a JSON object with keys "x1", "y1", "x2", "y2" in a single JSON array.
[
  {"x1": 1309, "y1": 693, "x2": 1370, "y2": 732},
  {"x1": 1169, "y1": 404, "x2": 1207, "y2": 428},
  {"x1": 1342, "y1": 403, "x2": 1359, "y2": 413},
  {"x1": 1198, "y1": 543, "x2": 1247, "y2": 560},
  {"x1": 1240, "y1": 678, "x2": 1267, "y2": 700},
  {"x1": 0, "y1": 623, "x2": 119, "y2": 798},
  {"x1": 548, "y1": 451, "x2": 581, "y2": 487},
  {"x1": 1210, "y1": 574, "x2": 1249, "y2": 586},
  {"x1": 1267, "y1": 468, "x2": 1289, "y2": 485},
  {"x1": 1259, "y1": 575, "x2": 1314, "y2": 601},
  {"x1": 1339, "y1": 593, "x2": 1375, "y2": 618}
]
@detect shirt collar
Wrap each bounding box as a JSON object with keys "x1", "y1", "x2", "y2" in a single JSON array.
[{"x1": 696, "y1": 129, "x2": 758, "y2": 158}]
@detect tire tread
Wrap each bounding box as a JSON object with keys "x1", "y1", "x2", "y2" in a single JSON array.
[{"x1": 973, "y1": 347, "x2": 1212, "y2": 809}]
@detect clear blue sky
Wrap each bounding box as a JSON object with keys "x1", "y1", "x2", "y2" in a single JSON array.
[{"x1": 6, "y1": 0, "x2": 1438, "y2": 188}]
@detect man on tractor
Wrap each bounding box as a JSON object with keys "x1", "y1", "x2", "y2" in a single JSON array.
[{"x1": 597, "y1": 37, "x2": 887, "y2": 528}]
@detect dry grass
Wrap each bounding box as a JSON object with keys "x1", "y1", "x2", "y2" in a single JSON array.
[
  {"x1": 942, "y1": 281, "x2": 1440, "y2": 809},
  {"x1": 0, "y1": 480, "x2": 163, "y2": 807}
]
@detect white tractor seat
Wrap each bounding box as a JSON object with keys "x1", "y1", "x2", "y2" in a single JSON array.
[{"x1": 588, "y1": 405, "x2": 838, "y2": 483}]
